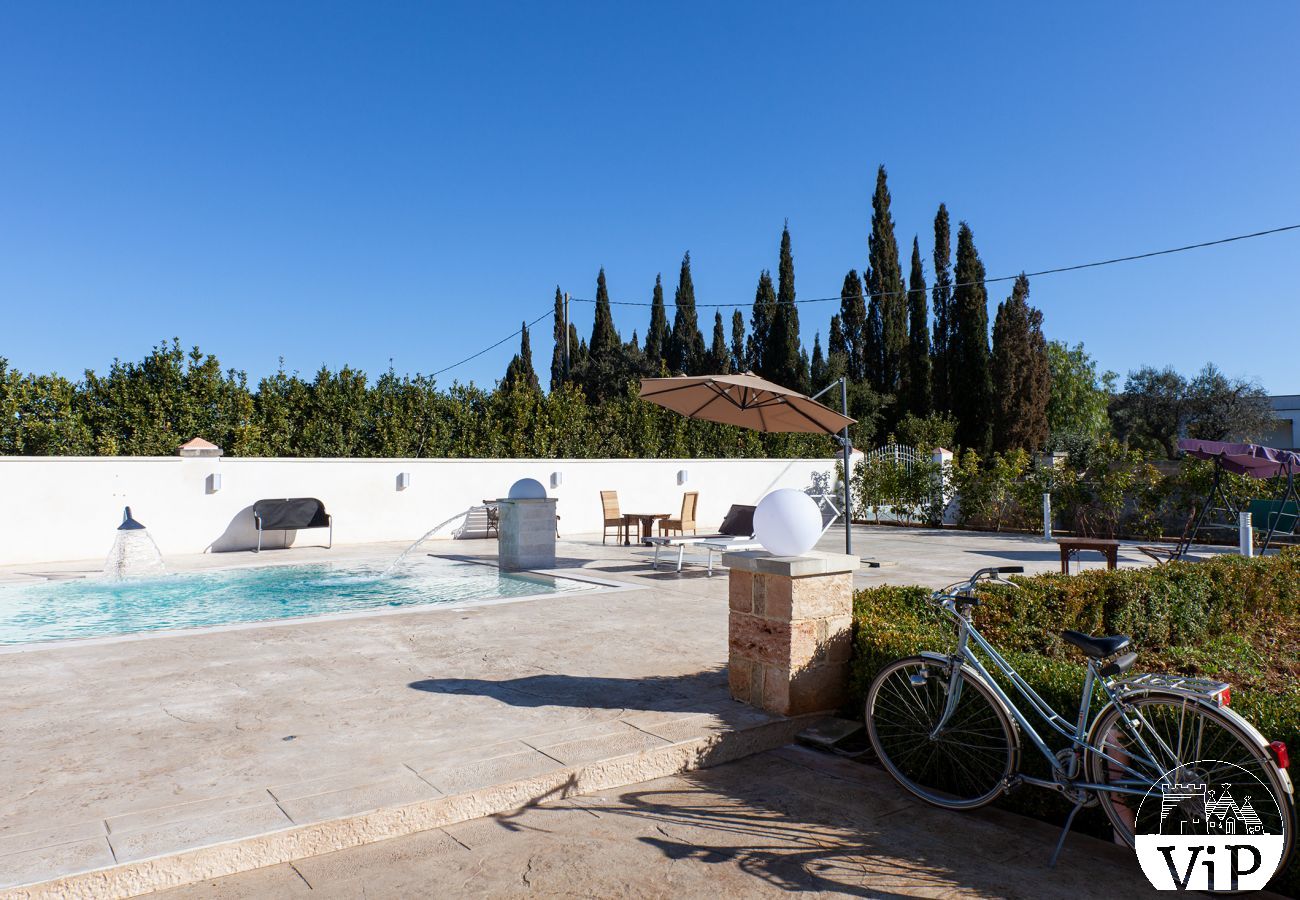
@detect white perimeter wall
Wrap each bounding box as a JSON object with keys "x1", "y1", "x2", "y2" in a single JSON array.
[{"x1": 0, "y1": 455, "x2": 849, "y2": 566}]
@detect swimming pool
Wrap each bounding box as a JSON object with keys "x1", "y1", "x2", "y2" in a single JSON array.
[{"x1": 0, "y1": 558, "x2": 595, "y2": 645}]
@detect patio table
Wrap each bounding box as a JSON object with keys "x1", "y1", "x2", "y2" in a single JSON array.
[
  {"x1": 1056, "y1": 537, "x2": 1120, "y2": 573},
  {"x1": 622, "y1": 512, "x2": 669, "y2": 546}
]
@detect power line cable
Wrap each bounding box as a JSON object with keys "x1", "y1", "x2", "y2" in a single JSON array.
[
  {"x1": 432, "y1": 221, "x2": 1300, "y2": 377},
  {"x1": 569, "y1": 222, "x2": 1300, "y2": 308},
  {"x1": 430, "y1": 307, "x2": 553, "y2": 379}
]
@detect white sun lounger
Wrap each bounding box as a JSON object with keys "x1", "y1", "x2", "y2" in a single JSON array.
[{"x1": 642, "y1": 504, "x2": 757, "y2": 574}]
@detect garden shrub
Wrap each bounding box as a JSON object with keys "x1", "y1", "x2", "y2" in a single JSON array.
[{"x1": 850, "y1": 549, "x2": 1300, "y2": 895}]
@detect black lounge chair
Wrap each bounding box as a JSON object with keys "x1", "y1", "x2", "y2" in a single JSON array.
[{"x1": 252, "y1": 498, "x2": 333, "y2": 552}]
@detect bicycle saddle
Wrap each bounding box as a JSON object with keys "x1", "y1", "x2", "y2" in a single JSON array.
[{"x1": 1060, "y1": 630, "x2": 1131, "y2": 659}]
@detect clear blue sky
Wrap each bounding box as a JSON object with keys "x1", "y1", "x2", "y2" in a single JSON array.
[{"x1": 2, "y1": 2, "x2": 1297, "y2": 393}]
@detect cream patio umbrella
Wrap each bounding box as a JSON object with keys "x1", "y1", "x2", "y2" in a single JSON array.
[{"x1": 639, "y1": 372, "x2": 856, "y2": 553}]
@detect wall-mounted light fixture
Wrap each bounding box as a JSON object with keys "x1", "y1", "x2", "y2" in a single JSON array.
[
  {"x1": 550, "y1": 471, "x2": 563, "y2": 489},
  {"x1": 396, "y1": 472, "x2": 411, "y2": 491},
  {"x1": 206, "y1": 473, "x2": 222, "y2": 494},
  {"x1": 677, "y1": 469, "x2": 689, "y2": 486}
]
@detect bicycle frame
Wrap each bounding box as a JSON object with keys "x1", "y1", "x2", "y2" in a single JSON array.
[{"x1": 931, "y1": 598, "x2": 1176, "y2": 800}]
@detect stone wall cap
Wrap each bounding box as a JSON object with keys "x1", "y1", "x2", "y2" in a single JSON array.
[{"x1": 721, "y1": 550, "x2": 859, "y2": 577}]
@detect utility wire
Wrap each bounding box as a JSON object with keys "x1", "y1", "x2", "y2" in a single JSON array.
[
  {"x1": 432, "y1": 222, "x2": 1300, "y2": 377},
  {"x1": 430, "y1": 307, "x2": 553, "y2": 379},
  {"x1": 569, "y1": 222, "x2": 1300, "y2": 308}
]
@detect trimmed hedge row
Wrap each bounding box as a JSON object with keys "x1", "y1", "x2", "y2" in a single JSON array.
[{"x1": 850, "y1": 549, "x2": 1300, "y2": 895}]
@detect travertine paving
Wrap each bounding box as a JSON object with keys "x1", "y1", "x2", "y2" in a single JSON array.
[
  {"x1": 0, "y1": 525, "x2": 1175, "y2": 894},
  {"x1": 155, "y1": 746, "x2": 1189, "y2": 899}
]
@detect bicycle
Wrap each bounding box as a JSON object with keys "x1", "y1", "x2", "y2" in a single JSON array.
[{"x1": 863, "y1": 565, "x2": 1296, "y2": 865}]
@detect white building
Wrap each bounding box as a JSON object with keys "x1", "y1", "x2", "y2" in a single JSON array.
[{"x1": 1265, "y1": 395, "x2": 1300, "y2": 450}]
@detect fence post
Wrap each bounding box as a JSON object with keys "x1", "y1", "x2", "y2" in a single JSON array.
[
  {"x1": 1239, "y1": 511, "x2": 1253, "y2": 557},
  {"x1": 931, "y1": 447, "x2": 953, "y2": 526},
  {"x1": 1043, "y1": 493, "x2": 1053, "y2": 541}
]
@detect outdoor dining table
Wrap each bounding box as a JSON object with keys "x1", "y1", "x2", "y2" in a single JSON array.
[{"x1": 622, "y1": 512, "x2": 669, "y2": 546}]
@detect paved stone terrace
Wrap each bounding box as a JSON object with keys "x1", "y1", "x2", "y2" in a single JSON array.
[
  {"x1": 0, "y1": 526, "x2": 1174, "y2": 894},
  {"x1": 156, "y1": 746, "x2": 1186, "y2": 899}
]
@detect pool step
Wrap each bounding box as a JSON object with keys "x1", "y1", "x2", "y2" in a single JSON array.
[{"x1": 6, "y1": 708, "x2": 808, "y2": 900}]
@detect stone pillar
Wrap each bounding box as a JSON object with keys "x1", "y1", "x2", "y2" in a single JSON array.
[
  {"x1": 723, "y1": 550, "x2": 858, "y2": 717},
  {"x1": 498, "y1": 498, "x2": 558, "y2": 571}
]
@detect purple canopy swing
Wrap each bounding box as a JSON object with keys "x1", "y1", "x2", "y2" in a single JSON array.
[{"x1": 1174, "y1": 439, "x2": 1300, "y2": 557}]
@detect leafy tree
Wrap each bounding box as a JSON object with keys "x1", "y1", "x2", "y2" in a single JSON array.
[
  {"x1": 747, "y1": 270, "x2": 777, "y2": 376},
  {"x1": 949, "y1": 222, "x2": 993, "y2": 454},
  {"x1": 767, "y1": 223, "x2": 807, "y2": 391},
  {"x1": 666, "y1": 252, "x2": 706, "y2": 375},
  {"x1": 868, "y1": 166, "x2": 906, "y2": 394},
  {"x1": 1185, "y1": 364, "x2": 1275, "y2": 443},
  {"x1": 895, "y1": 411, "x2": 957, "y2": 453},
  {"x1": 709, "y1": 312, "x2": 730, "y2": 374},
  {"x1": 1111, "y1": 366, "x2": 1188, "y2": 458},
  {"x1": 990, "y1": 274, "x2": 1050, "y2": 452},
  {"x1": 644, "y1": 274, "x2": 669, "y2": 371},
  {"x1": 502, "y1": 322, "x2": 540, "y2": 392},
  {"x1": 729, "y1": 310, "x2": 746, "y2": 373},
  {"x1": 931, "y1": 204, "x2": 953, "y2": 413},
  {"x1": 838, "y1": 270, "x2": 867, "y2": 382},
  {"x1": 904, "y1": 236, "x2": 932, "y2": 416},
  {"x1": 1046, "y1": 341, "x2": 1114, "y2": 439}
]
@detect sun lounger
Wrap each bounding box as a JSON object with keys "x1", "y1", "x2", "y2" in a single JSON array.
[{"x1": 644, "y1": 504, "x2": 755, "y2": 573}]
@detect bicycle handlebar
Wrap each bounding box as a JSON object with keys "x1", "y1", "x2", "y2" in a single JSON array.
[{"x1": 935, "y1": 565, "x2": 1025, "y2": 603}]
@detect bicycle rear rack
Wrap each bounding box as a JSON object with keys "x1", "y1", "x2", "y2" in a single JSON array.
[{"x1": 1115, "y1": 672, "x2": 1231, "y2": 705}]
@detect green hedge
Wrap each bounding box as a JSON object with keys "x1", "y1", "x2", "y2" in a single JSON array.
[{"x1": 850, "y1": 549, "x2": 1300, "y2": 895}]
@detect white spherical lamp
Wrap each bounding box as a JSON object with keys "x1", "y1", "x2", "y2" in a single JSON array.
[
  {"x1": 507, "y1": 478, "x2": 547, "y2": 500},
  {"x1": 753, "y1": 489, "x2": 823, "y2": 557}
]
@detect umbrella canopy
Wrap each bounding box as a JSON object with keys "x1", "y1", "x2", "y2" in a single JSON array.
[
  {"x1": 639, "y1": 373, "x2": 855, "y2": 435},
  {"x1": 1179, "y1": 439, "x2": 1300, "y2": 479}
]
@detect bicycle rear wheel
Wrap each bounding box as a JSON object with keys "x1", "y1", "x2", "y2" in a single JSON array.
[
  {"x1": 1086, "y1": 692, "x2": 1294, "y2": 865},
  {"x1": 865, "y1": 655, "x2": 1018, "y2": 810}
]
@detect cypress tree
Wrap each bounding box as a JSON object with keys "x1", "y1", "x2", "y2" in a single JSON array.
[
  {"x1": 904, "y1": 236, "x2": 932, "y2": 416},
  {"x1": 503, "y1": 322, "x2": 540, "y2": 392},
  {"x1": 767, "y1": 223, "x2": 806, "y2": 391},
  {"x1": 644, "y1": 274, "x2": 669, "y2": 370},
  {"x1": 810, "y1": 333, "x2": 826, "y2": 388},
  {"x1": 667, "y1": 252, "x2": 706, "y2": 375},
  {"x1": 709, "y1": 312, "x2": 730, "y2": 374},
  {"x1": 868, "y1": 166, "x2": 907, "y2": 394},
  {"x1": 931, "y1": 204, "x2": 953, "y2": 413},
  {"x1": 550, "y1": 286, "x2": 566, "y2": 391},
  {"x1": 839, "y1": 270, "x2": 867, "y2": 382},
  {"x1": 991, "y1": 274, "x2": 1050, "y2": 452},
  {"x1": 583, "y1": 268, "x2": 626, "y2": 402},
  {"x1": 827, "y1": 314, "x2": 848, "y2": 382},
  {"x1": 950, "y1": 222, "x2": 993, "y2": 454},
  {"x1": 864, "y1": 291, "x2": 884, "y2": 390},
  {"x1": 747, "y1": 270, "x2": 776, "y2": 376},
  {"x1": 730, "y1": 310, "x2": 746, "y2": 373}
]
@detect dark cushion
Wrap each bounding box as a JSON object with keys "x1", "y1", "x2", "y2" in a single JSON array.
[
  {"x1": 253, "y1": 498, "x2": 330, "y2": 530},
  {"x1": 718, "y1": 504, "x2": 756, "y2": 537}
]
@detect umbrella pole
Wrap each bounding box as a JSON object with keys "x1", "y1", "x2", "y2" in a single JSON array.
[{"x1": 840, "y1": 376, "x2": 852, "y2": 555}]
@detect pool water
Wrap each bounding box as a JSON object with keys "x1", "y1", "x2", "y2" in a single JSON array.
[{"x1": 0, "y1": 558, "x2": 593, "y2": 645}]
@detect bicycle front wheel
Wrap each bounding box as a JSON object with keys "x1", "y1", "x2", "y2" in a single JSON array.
[
  {"x1": 866, "y1": 655, "x2": 1018, "y2": 810},
  {"x1": 1086, "y1": 692, "x2": 1294, "y2": 866}
]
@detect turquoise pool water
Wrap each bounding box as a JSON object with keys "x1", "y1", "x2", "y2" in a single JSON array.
[{"x1": 0, "y1": 559, "x2": 593, "y2": 645}]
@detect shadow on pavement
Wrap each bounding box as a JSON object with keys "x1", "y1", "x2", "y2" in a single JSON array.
[{"x1": 409, "y1": 668, "x2": 730, "y2": 712}]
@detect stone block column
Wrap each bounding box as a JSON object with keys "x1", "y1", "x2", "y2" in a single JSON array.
[
  {"x1": 498, "y1": 498, "x2": 558, "y2": 571},
  {"x1": 723, "y1": 550, "x2": 858, "y2": 717}
]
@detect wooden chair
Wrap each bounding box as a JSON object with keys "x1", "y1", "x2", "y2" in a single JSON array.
[
  {"x1": 660, "y1": 491, "x2": 699, "y2": 536},
  {"x1": 600, "y1": 490, "x2": 622, "y2": 545}
]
